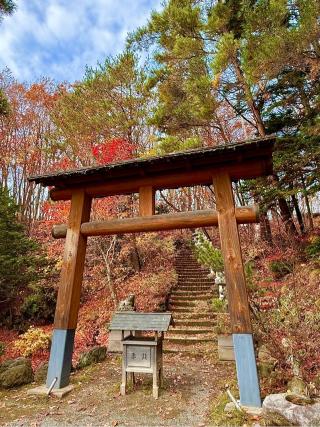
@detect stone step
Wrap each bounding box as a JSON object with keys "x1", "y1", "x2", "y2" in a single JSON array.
[
  {"x1": 170, "y1": 295, "x2": 211, "y2": 302},
  {"x1": 170, "y1": 308, "x2": 199, "y2": 313},
  {"x1": 178, "y1": 271, "x2": 213, "y2": 281},
  {"x1": 175, "y1": 261, "x2": 206, "y2": 265},
  {"x1": 170, "y1": 294, "x2": 210, "y2": 301},
  {"x1": 174, "y1": 319, "x2": 216, "y2": 327},
  {"x1": 177, "y1": 277, "x2": 213, "y2": 282},
  {"x1": 175, "y1": 286, "x2": 213, "y2": 292},
  {"x1": 170, "y1": 301, "x2": 197, "y2": 307},
  {"x1": 176, "y1": 280, "x2": 215, "y2": 289},
  {"x1": 171, "y1": 307, "x2": 212, "y2": 319},
  {"x1": 177, "y1": 280, "x2": 213, "y2": 284},
  {"x1": 177, "y1": 274, "x2": 214, "y2": 283},
  {"x1": 171, "y1": 289, "x2": 212, "y2": 295},
  {"x1": 167, "y1": 328, "x2": 213, "y2": 335},
  {"x1": 173, "y1": 312, "x2": 215, "y2": 320},
  {"x1": 164, "y1": 336, "x2": 214, "y2": 344},
  {"x1": 163, "y1": 348, "x2": 206, "y2": 356}
]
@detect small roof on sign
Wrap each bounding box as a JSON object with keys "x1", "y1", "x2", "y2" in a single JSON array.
[{"x1": 109, "y1": 312, "x2": 173, "y2": 332}]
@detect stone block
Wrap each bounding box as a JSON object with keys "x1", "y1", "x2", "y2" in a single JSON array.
[
  {"x1": 27, "y1": 384, "x2": 74, "y2": 398},
  {"x1": 263, "y1": 393, "x2": 320, "y2": 426},
  {"x1": 108, "y1": 330, "x2": 131, "y2": 352},
  {"x1": 76, "y1": 346, "x2": 107, "y2": 369},
  {"x1": 218, "y1": 335, "x2": 235, "y2": 361},
  {"x1": 0, "y1": 357, "x2": 33, "y2": 388}
]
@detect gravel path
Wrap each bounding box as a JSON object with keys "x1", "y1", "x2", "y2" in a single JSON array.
[{"x1": 1, "y1": 353, "x2": 236, "y2": 426}]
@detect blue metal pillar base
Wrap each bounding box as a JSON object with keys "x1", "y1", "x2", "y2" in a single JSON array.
[
  {"x1": 46, "y1": 329, "x2": 75, "y2": 389},
  {"x1": 233, "y1": 333, "x2": 261, "y2": 408}
]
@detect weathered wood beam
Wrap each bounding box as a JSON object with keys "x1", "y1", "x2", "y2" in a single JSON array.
[
  {"x1": 51, "y1": 206, "x2": 259, "y2": 239},
  {"x1": 54, "y1": 190, "x2": 92, "y2": 329},
  {"x1": 213, "y1": 172, "x2": 261, "y2": 408},
  {"x1": 46, "y1": 190, "x2": 91, "y2": 390},
  {"x1": 213, "y1": 173, "x2": 252, "y2": 333},
  {"x1": 50, "y1": 160, "x2": 270, "y2": 201},
  {"x1": 139, "y1": 186, "x2": 155, "y2": 216}
]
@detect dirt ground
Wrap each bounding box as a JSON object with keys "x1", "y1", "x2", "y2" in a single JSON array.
[{"x1": 0, "y1": 352, "x2": 236, "y2": 427}]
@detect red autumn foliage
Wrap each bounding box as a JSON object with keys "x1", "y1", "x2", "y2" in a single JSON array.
[{"x1": 92, "y1": 138, "x2": 134, "y2": 164}]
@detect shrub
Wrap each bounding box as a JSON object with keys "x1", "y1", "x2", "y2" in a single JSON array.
[
  {"x1": 13, "y1": 326, "x2": 51, "y2": 357},
  {"x1": 305, "y1": 236, "x2": 320, "y2": 259},
  {"x1": 0, "y1": 341, "x2": 5, "y2": 356},
  {"x1": 20, "y1": 283, "x2": 56, "y2": 324},
  {"x1": 211, "y1": 297, "x2": 227, "y2": 313},
  {"x1": 192, "y1": 231, "x2": 223, "y2": 272},
  {"x1": 269, "y1": 259, "x2": 293, "y2": 279}
]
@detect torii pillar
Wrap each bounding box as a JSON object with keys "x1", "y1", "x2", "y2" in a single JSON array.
[
  {"x1": 46, "y1": 190, "x2": 91, "y2": 389},
  {"x1": 213, "y1": 172, "x2": 261, "y2": 407}
]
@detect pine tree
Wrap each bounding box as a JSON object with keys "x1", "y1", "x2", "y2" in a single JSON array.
[
  {"x1": 131, "y1": 0, "x2": 320, "y2": 238},
  {"x1": 0, "y1": 0, "x2": 15, "y2": 20},
  {"x1": 0, "y1": 187, "x2": 44, "y2": 305}
]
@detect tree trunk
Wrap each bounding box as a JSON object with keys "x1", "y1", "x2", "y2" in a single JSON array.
[
  {"x1": 278, "y1": 197, "x2": 298, "y2": 236},
  {"x1": 291, "y1": 194, "x2": 305, "y2": 235},
  {"x1": 97, "y1": 238, "x2": 118, "y2": 308},
  {"x1": 301, "y1": 175, "x2": 314, "y2": 230},
  {"x1": 130, "y1": 234, "x2": 142, "y2": 272},
  {"x1": 259, "y1": 211, "x2": 273, "y2": 243}
]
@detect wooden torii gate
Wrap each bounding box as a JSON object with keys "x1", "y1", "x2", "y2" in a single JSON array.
[{"x1": 29, "y1": 137, "x2": 275, "y2": 407}]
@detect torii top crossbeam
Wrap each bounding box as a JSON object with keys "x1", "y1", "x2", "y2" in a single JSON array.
[
  {"x1": 28, "y1": 136, "x2": 275, "y2": 408},
  {"x1": 29, "y1": 137, "x2": 274, "y2": 200}
]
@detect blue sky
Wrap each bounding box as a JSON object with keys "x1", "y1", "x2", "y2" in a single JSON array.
[{"x1": 0, "y1": 0, "x2": 162, "y2": 83}]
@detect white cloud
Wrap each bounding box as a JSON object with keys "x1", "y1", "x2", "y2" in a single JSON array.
[{"x1": 0, "y1": 0, "x2": 162, "y2": 82}]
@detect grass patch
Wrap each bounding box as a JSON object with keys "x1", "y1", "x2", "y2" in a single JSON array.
[{"x1": 210, "y1": 388, "x2": 248, "y2": 426}]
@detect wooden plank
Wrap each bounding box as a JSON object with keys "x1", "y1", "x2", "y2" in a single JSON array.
[
  {"x1": 50, "y1": 160, "x2": 270, "y2": 201},
  {"x1": 51, "y1": 206, "x2": 259, "y2": 239},
  {"x1": 139, "y1": 186, "x2": 155, "y2": 216},
  {"x1": 54, "y1": 190, "x2": 92, "y2": 329},
  {"x1": 213, "y1": 173, "x2": 252, "y2": 334}
]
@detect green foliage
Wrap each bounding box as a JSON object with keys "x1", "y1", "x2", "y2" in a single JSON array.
[
  {"x1": 130, "y1": 0, "x2": 216, "y2": 136},
  {"x1": 305, "y1": 236, "x2": 320, "y2": 259},
  {"x1": 0, "y1": 188, "x2": 38, "y2": 299},
  {"x1": 0, "y1": 89, "x2": 10, "y2": 115},
  {"x1": 155, "y1": 135, "x2": 201, "y2": 155},
  {"x1": 0, "y1": 341, "x2": 5, "y2": 356},
  {"x1": 0, "y1": 187, "x2": 52, "y2": 325},
  {"x1": 52, "y1": 51, "x2": 149, "y2": 159},
  {"x1": 245, "y1": 260, "x2": 255, "y2": 290},
  {"x1": 0, "y1": 0, "x2": 16, "y2": 20},
  {"x1": 131, "y1": 0, "x2": 319, "y2": 224},
  {"x1": 269, "y1": 259, "x2": 293, "y2": 279},
  {"x1": 210, "y1": 390, "x2": 248, "y2": 426},
  {"x1": 20, "y1": 283, "x2": 56, "y2": 324},
  {"x1": 193, "y1": 230, "x2": 223, "y2": 272},
  {"x1": 211, "y1": 297, "x2": 227, "y2": 313}
]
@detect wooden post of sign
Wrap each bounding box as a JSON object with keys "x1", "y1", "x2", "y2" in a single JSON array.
[
  {"x1": 139, "y1": 186, "x2": 155, "y2": 217},
  {"x1": 46, "y1": 190, "x2": 91, "y2": 390},
  {"x1": 213, "y1": 173, "x2": 261, "y2": 408}
]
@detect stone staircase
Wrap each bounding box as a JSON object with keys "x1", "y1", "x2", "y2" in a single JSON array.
[{"x1": 164, "y1": 246, "x2": 218, "y2": 354}]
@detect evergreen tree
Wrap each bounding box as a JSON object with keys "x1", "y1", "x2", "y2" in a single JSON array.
[
  {"x1": 52, "y1": 51, "x2": 151, "y2": 162},
  {"x1": 0, "y1": 0, "x2": 15, "y2": 21},
  {"x1": 0, "y1": 187, "x2": 46, "y2": 307},
  {"x1": 131, "y1": 0, "x2": 320, "y2": 238}
]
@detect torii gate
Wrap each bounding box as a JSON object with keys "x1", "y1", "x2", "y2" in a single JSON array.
[{"x1": 29, "y1": 136, "x2": 275, "y2": 407}]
